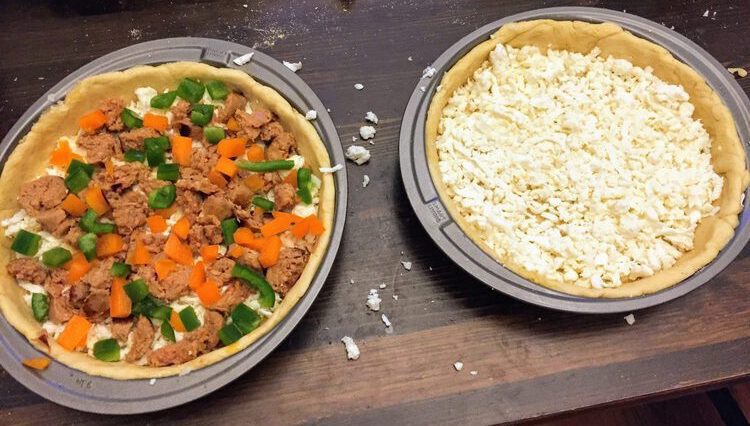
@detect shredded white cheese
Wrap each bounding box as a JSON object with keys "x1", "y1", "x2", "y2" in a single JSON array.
[
  {"x1": 341, "y1": 336, "x2": 360, "y2": 360},
  {"x1": 233, "y1": 52, "x2": 254, "y2": 66}
]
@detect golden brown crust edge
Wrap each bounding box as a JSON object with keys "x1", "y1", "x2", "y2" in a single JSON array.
[
  {"x1": 0, "y1": 62, "x2": 334, "y2": 379},
  {"x1": 425, "y1": 20, "x2": 749, "y2": 298}
]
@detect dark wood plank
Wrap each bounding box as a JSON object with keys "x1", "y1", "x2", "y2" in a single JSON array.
[
  {"x1": 729, "y1": 382, "x2": 750, "y2": 422},
  {"x1": 0, "y1": 0, "x2": 749, "y2": 423}
]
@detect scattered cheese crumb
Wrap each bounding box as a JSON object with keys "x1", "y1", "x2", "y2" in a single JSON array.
[
  {"x1": 624, "y1": 313, "x2": 636, "y2": 325},
  {"x1": 242, "y1": 4, "x2": 248, "y2": 8},
  {"x1": 408, "y1": 56, "x2": 413, "y2": 61},
  {"x1": 305, "y1": 109, "x2": 317, "y2": 120},
  {"x1": 359, "y1": 125, "x2": 376, "y2": 140},
  {"x1": 362, "y1": 175, "x2": 370, "y2": 188},
  {"x1": 728, "y1": 67, "x2": 748, "y2": 78},
  {"x1": 453, "y1": 361, "x2": 464, "y2": 371},
  {"x1": 341, "y1": 336, "x2": 360, "y2": 360},
  {"x1": 283, "y1": 61, "x2": 302, "y2": 72},
  {"x1": 351, "y1": 136, "x2": 357, "y2": 142},
  {"x1": 422, "y1": 66, "x2": 437, "y2": 79},
  {"x1": 345, "y1": 145, "x2": 371, "y2": 165},
  {"x1": 232, "y1": 52, "x2": 254, "y2": 66},
  {"x1": 381, "y1": 314, "x2": 392, "y2": 328},
  {"x1": 349, "y1": 278, "x2": 354, "y2": 284},
  {"x1": 354, "y1": 83, "x2": 364, "y2": 90},
  {"x1": 365, "y1": 111, "x2": 379, "y2": 124},
  {"x1": 702, "y1": 9, "x2": 709, "y2": 17},
  {"x1": 392, "y1": 295, "x2": 399, "y2": 301},
  {"x1": 379, "y1": 283, "x2": 386, "y2": 289},
  {"x1": 401, "y1": 261, "x2": 412, "y2": 271},
  {"x1": 470, "y1": 370, "x2": 478, "y2": 376},
  {"x1": 419, "y1": 86, "x2": 426, "y2": 92},
  {"x1": 149, "y1": 378, "x2": 156, "y2": 385},
  {"x1": 319, "y1": 164, "x2": 343, "y2": 173},
  {"x1": 366, "y1": 289, "x2": 381, "y2": 311}
]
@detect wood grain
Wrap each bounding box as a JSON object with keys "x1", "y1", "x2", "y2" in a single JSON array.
[{"x1": 1, "y1": 0, "x2": 749, "y2": 424}]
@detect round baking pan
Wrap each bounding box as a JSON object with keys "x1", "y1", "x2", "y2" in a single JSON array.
[
  {"x1": 400, "y1": 7, "x2": 750, "y2": 314},
  {"x1": 0, "y1": 38, "x2": 347, "y2": 413}
]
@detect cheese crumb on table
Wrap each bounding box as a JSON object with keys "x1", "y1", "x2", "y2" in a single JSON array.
[
  {"x1": 365, "y1": 111, "x2": 379, "y2": 124},
  {"x1": 453, "y1": 361, "x2": 464, "y2": 371},
  {"x1": 624, "y1": 313, "x2": 636, "y2": 325},
  {"x1": 354, "y1": 83, "x2": 364, "y2": 90},
  {"x1": 304, "y1": 110, "x2": 317, "y2": 120},
  {"x1": 149, "y1": 378, "x2": 157, "y2": 385},
  {"x1": 341, "y1": 336, "x2": 360, "y2": 360},
  {"x1": 381, "y1": 314, "x2": 392, "y2": 328},
  {"x1": 379, "y1": 283, "x2": 386, "y2": 289},
  {"x1": 345, "y1": 145, "x2": 371, "y2": 165},
  {"x1": 283, "y1": 61, "x2": 302, "y2": 72},
  {"x1": 422, "y1": 66, "x2": 437, "y2": 79},
  {"x1": 702, "y1": 9, "x2": 709, "y2": 17},
  {"x1": 359, "y1": 125, "x2": 376, "y2": 140},
  {"x1": 232, "y1": 53, "x2": 254, "y2": 66},
  {"x1": 470, "y1": 370, "x2": 478, "y2": 376},
  {"x1": 319, "y1": 164, "x2": 343, "y2": 173},
  {"x1": 401, "y1": 261, "x2": 412, "y2": 271},
  {"x1": 366, "y1": 289, "x2": 381, "y2": 311},
  {"x1": 362, "y1": 175, "x2": 370, "y2": 188},
  {"x1": 728, "y1": 67, "x2": 748, "y2": 78}
]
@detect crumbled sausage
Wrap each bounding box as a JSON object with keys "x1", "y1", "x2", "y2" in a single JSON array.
[
  {"x1": 83, "y1": 288, "x2": 110, "y2": 323},
  {"x1": 118, "y1": 127, "x2": 161, "y2": 151},
  {"x1": 100, "y1": 98, "x2": 125, "y2": 132},
  {"x1": 133, "y1": 264, "x2": 158, "y2": 291},
  {"x1": 125, "y1": 316, "x2": 155, "y2": 363},
  {"x1": 259, "y1": 121, "x2": 284, "y2": 143},
  {"x1": 54, "y1": 218, "x2": 84, "y2": 247},
  {"x1": 265, "y1": 248, "x2": 308, "y2": 296},
  {"x1": 201, "y1": 194, "x2": 234, "y2": 220},
  {"x1": 147, "y1": 311, "x2": 223, "y2": 366},
  {"x1": 241, "y1": 108, "x2": 273, "y2": 128},
  {"x1": 266, "y1": 132, "x2": 297, "y2": 160},
  {"x1": 176, "y1": 189, "x2": 202, "y2": 222},
  {"x1": 7, "y1": 258, "x2": 48, "y2": 285},
  {"x1": 110, "y1": 319, "x2": 133, "y2": 343},
  {"x1": 212, "y1": 280, "x2": 253, "y2": 313},
  {"x1": 18, "y1": 176, "x2": 67, "y2": 214},
  {"x1": 273, "y1": 183, "x2": 296, "y2": 211},
  {"x1": 237, "y1": 248, "x2": 262, "y2": 271},
  {"x1": 240, "y1": 210, "x2": 269, "y2": 232},
  {"x1": 77, "y1": 132, "x2": 121, "y2": 163},
  {"x1": 262, "y1": 172, "x2": 282, "y2": 192},
  {"x1": 81, "y1": 257, "x2": 115, "y2": 290},
  {"x1": 191, "y1": 146, "x2": 219, "y2": 176},
  {"x1": 228, "y1": 181, "x2": 253, "y2": 207},
  {"x1": 68, "y1": 282, "x2": 89, "y2": 309},
  {"x1": 176, "y1": 168, "x2": 220, "y2": 195},
  {"x1": 177, "y1": 119, "x2": 204, "y2": 141},
  {"x1": 214, "y1": 92, "x2": 247, "y2": 123},
  {"x1": 188, "y1": 215, "x2": 223, "y2": 251},
  {"x1": 35, "y1": 208, "x2": 66, "y2": 234},
  {"x1": 110, "y1": 190, "x2": 149, "y2": 235},
  {"x1": 205, "y1": 257, "x2": 235, "y2": 286},
  {"x1": 233, "y1": 110, "x2": 262, "y2": 141},
  {"x1": 128, "y1": 232, "x2": 166, "y2": 259},
  {"x1": 44, "y1": 269, "x2": 67, "y2": 298},
  {"x1": 109, "y1": 162, "x2": 149, "y2": 192},
  {"x1": 170, "y1": 101, "x2": 190, "y2": 129},
  {"x1": 48, "y1": 295, "x2": 76, "y2": 323},
  {"x1": 148, "y1": 264, "x2": 190, "y2": 301}
]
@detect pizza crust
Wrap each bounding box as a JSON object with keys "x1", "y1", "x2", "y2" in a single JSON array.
[
  {"x1": 0, "y1": 62, "x2": 335, "y2": 379},
  {"x1": 425, "y1": 20, "x2": 749, "y2": 298}
]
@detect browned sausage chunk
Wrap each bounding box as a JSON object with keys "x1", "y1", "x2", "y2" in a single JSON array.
[
  {"x1": 7, "y1": 258, "x2": 48, "y2": 285},
  {"x1": 83, "y1": 288, "x2": 110, "y2": 323},
  {"x1": 201, "y1": 194, "x2": 234, "y2": 220},
  {"x1": 77, "y1": 132, "x2": 121, "y2": 163},
  {"x1": 147, "y1": 311, "x2": 223, "y2": 366},
  {"x1": 100, "y1": 98, "x2": 125, "y2": 132},
  {"x1": 212, "y1": 280, "x2": 253, "y2": 313},
  {"x1": 110, "y1": 190, "x2": 149, "y2": 235},
  {"x1": 266, "y1": 132, "x2": 297, "y2": 160},
  {"x1": 118, "y1": 127, "x2": 161, "y2": 151},
  {"x1": 265, "y1": 248, "x2": 308, "y2": 296},
  {"x1": 170, "y1": 101, "x2": 190, "y2": 129},
  {"x1": 34, "y1": 208, "x2": 67, "y2": 234},
  {"x1": 176, "y1": 168, "x2": 220, "y2": 195},
  {"x1": 18, "y1": 176, "x2": 67, "y2": 214},
  {"x1": 148, "y1": 264, "x2": 190, "y2": 301},
  {"x1": 228, "y1": 181, "x2": 252, "y2": 207},
  {"x1": 81, "y1": 257, "x2": 115, "y2": 290},
  {"x1": 273, "y1": 183, "x2": 296, "y2": 211},
  {"x1": 188, "y1": 215, "x2": 223, "y2": 251},
  {"x1": 205, "y1": 257, "x2": 235, "y2": 286},
  {"x1": 259, "y1": 121, "x2": 284, "y2": 143},
  {"x1": 214, "y1": 92, "x2": 247, "y2": 123},
  {"x1": 125, "y1": 316, "x2": 155, "y2": 362},
  {"x1": 176, "y1": 189, "x2": 202, "y2": 222},
  {"x1": 110, "y1": 319, "x2": 133, "y2": 343}
]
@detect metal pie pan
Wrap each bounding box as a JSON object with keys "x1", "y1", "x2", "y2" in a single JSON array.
[
  {"x1": 0, "y1": 38, "x2": 347, "y2": 413},
  {"x1": 400, "y1": 7, "x2": 750, "y2": 314}
]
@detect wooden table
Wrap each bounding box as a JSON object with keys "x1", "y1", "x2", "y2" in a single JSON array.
[{"x1": 1, "y1": 0, "x2": 749, "y2": 424}]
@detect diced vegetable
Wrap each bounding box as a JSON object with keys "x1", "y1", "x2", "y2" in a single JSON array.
[
  {"x1": 147, "y1": 184, "x2": 176, "y2": 209},
  {"x1": 145, "y1": 136, "x2": 169, "y2": 167},
  {"x1": 215, "y1": 157, "x2": 238, "y2": 177},
  {"x1": 161, "y1": 320, "x2": 176, "y2": 342},
  {"x1": 124, "y1": 279, "x2": 150, "y2": 303},
  {"x1": 80, "y1": 209, "x2": 116, "y2": 234},
  {"x1": 233, "y1": 227, "x2": 255, "y2": 247},
  {"x1": 231, "y1": 264, "x2": 275, "y2": 308},
  {"x1": 221, "y1": 218, "x2": 239, "y2": 245},
  {"x1": 111, "y1": 262, "x2": 131, "y2": 278},
  {"x1": 31, "y1": 293, "x2": 49, "y2": 322},
  {"x1": 190, "y1": 104, "x2": 214, "y2": 126},
  {"x1": 207, "y1": 169, "x2": 228, "y2": 188},
  {"x1": 242, "y1": 235, "x2": 268, "y2": 252},
  {"x1": 78, "y1": 233, "x2": 97, "y2": 261},
  {"x1": 49, "y1": 140, "x2": 83, "y2": 169},
  {"x1": 226, "y1": 117, "x2": 240, "y2": 131},
  {"x1": 84, "y1": 184, "x2": 110, "y2": 216},
  {"x1": 204, "y1": 126, "x2": 225, "y2": 144},
  {"x1": 179, "y1": 306, "x2": 201, "y2": 332},
  {"x1": 150, "y1": 305, "x2": 172, "y2": 321},
  {"x1": 150, "y1": 91, "x2": 177, "y2": 109},
  {"x1": 64, "y1": 168, "x2": 90, "y2": 193},
  {"x1": 110, "y1": 277, "x2": 131, "y2": 318},
  {"x1": 93, "y1": 338, "x2": 120, "y2": 362},
  {"x1": 11, "y1": 230, "x2": 41, "y2": 256},
  {"x1": 155, "y1": 205, "x2": 177, "y2": 219},
  {"x1": 260, "y1": 215, "x2": 295, "y2": 238},
  {"x1": 189, "y1": 262, "x2": 206, "y2": 289},
  {"x1": 219, "y1": 323, "x2": 243, "y2": 345},
  {"x1": 292, "y1": 215, "x2": 325, "y2": 238},
  {"x1": 128, "y1": 236, "x2": 151, "y2": 265},
  {"x1": 121, "y1": 108, "x2": 143, "y2": 129},
  {"x1": 227, "y1": 244, "x2": 245, "y2": 258},
  {"x1": 296, "y1": 167, "x2": 313, "y2": 204},
  {"x1": 57, "y1": 315, "x2": 91, "y2": 351},
  {"x1": 61, "y1": 194, "x2": 87, "y2": 216},
  {"x1": 172, "y1": 217, "x2": 190, "y2": 240},
  {"x1": 79, "y1": 110, "x2": 107, "y2": 132},
  {"x1": 104, "y1": 158, "x2": 115, "y2": 176},
  {"x1": 252, "y1": 196, "x2": 274, "y2": 211},
  {"x1": 41, "y1": 247, "x2": 72, "y2": 268},
  {"x1": 164, "y1": 234, "x2": 193, "y2": 265},
  {"x1": 243, "y1": 174, "x2": 264, "y2": 192},
  {"x1": 259, "y1": 236, "x2": 282, "y2": 268},
  {"x1": 170, "y1": 310, "x2": 186, "y2": 332},
  {"x1": 22, "y1": 357, "x2": 50, "y2": 370},
  {"x1": 217, "y1": 138, "x2": 246, "y2": 158},
  {"x1": 231, "y1": 303, "x2": 261, "y2": 334},
  {"x1": 200, "y1": 245, "x2": 219, "y2": 263},
  {"x1": 147, "y1": 214, "x2": 168, "y2": 233},
  {"x1": 156, "y1": 163, "x2": 180, "y2": 182},
  {"x1": 237, "y1": 159, "x2": 295, "y2": 172},
  {"x1": 143, "y1": 113, "x2": 169, "y2": 132},
  {"x1": 205, "y1": 80, "x2": 229, "y2": 100},
  {"x1": 96, "y1": 233, "x2": 124, "y2": 258},
  {"x1": 176, "y1": 78, "x2": 205, "y2": 103},
  {"x1": 246, "y1": 144, "x2": 265, "y2": 162},
  {"x1": 68, "y1": 159, "x2": 95, "y2": 177},
  {"x1": 171, "y1": 135, "x2": 193, "y2": 166},
  {"x1": 196, "y1": 280, "x2": 221, "y2": 306},
  {"x1": 66, "y1": 252, "x2": 92, "y2": 284},
  {"x1": 146, "y1": 135, "x2": 170, "y2": 151},
  {"x1": 130, "y1": 295, "x2": 158, "y2": 317},
  {"x1": 154, "y1": 258, "x2": 176, "y2": 280},
  {"x1": 283, "y1": 169, "x2": 298, "y2": 188},
  {"x1": 290, "y1": 219, "x2": 309, "y2": 238},
  {"x1": 124, "y1": 149, "x2": 145, "y2": 163}
]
